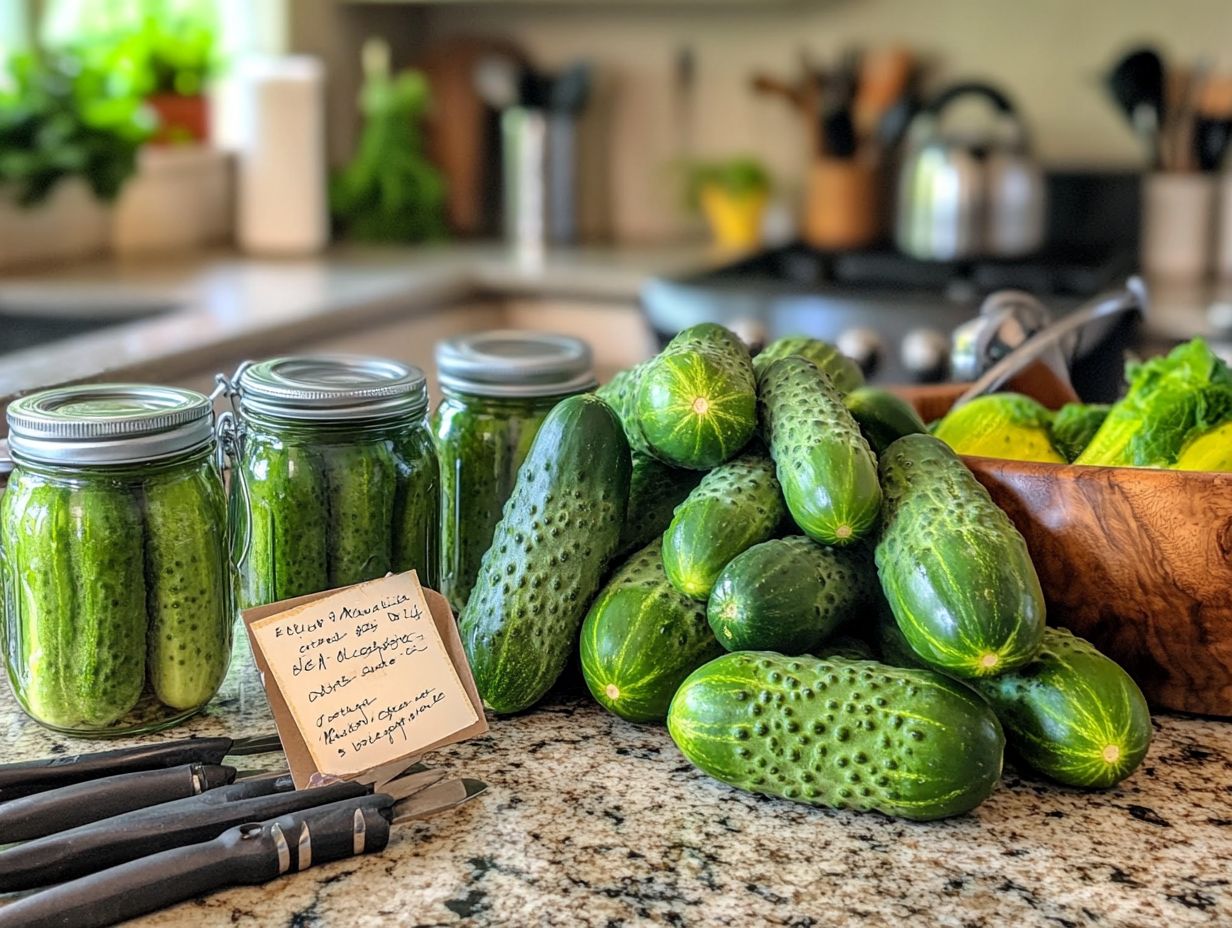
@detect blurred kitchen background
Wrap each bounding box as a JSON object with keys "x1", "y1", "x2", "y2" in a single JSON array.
[{"x1": 2, "y1": 0, "x2": 1232, "y2": 408}]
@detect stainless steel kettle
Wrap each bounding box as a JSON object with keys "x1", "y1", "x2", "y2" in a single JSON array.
[{"x1": 896, "y1": 82, "x2": 1046, "y2": 261}]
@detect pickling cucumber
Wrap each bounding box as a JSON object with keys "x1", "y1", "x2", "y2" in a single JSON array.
[
  {"x1": 668, "y1": 651, "x2": 1005, "y2": 820},
  {"x1": 143, "y1": 467, "x2": 232, "y2": 711},
  {"x1": 321, "y1": 442, "x2": 396, "y2": 589},
  {"x1": 617, "y1": 451, "x2": 703, "y2": 558},
  {"x1": 392, "y1": 431, "x2": 440, "y2": 588},
  {"x1": 461, "y1": 394, "x2": 631, "y2": 714},
  {"x1": 580, "y1": 539, "x2": 722, "y2": 723},
  {"x1": 661, "y1": 450, "x2": 786, "y2": 600},
  {"x1": 707, "y1": 536, "x2": 875, "y2": 654},
  {"x1": 753, "y1": 336, "x2": 865, "y2": 395},
  {"x1": 844, "y1": 387, "x2": 928, "y2": 455},
  {"x1": 72, "y1": 483, "x2": 148, "y2": 727},
  {"x1": 876, "y1": 434, "x2": 1045, "y2": 678},
  {"x1": 636, "y1": 323, "x2": 757, "y2": 469},
  {"x1": 758, "y1": 357, "x2": 882, "y2": 546},
  {"x1": 238, "y1": 442, "x2": 329, "y2": 607},
  {"x1": 971, "y1": 627, "x2": 1152, "y2": 788},
  {"x1": 2, "y1": 480, "x2": 78, "y2": 727}
]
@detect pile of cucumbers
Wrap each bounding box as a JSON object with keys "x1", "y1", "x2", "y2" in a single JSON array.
[{"x1": 460, "y1": 324, "x2": 1153, "y2": 822}]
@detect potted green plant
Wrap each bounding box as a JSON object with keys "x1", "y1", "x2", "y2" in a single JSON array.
[
  {"x1": 0, "y1": 49, "x2": 152, "y2": 267},
  {"x1": 681, "y1": 156, "x2": 772, "y2": 250},
  {"x1": 102, "y1": 7, "x2": 218, "y2": 144}
]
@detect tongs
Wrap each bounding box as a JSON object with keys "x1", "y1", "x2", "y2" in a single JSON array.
[
  {"x1": 0, "y1": 732, "x2": 283, "y2": 801},
  {"x1": 0, "y1": 774, "x2": 487, "y2": 928}
]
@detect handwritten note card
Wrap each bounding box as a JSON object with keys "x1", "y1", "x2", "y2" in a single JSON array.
[{"x1": 246, "y1": 571, "x2": 482, "y2": 781}]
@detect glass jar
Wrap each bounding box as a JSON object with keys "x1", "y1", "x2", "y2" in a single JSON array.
[
  {"x1": 224, "y1": 355, "x2": 438, "y2": 608},
  {"x1": 434, "y1": 331, "x2": 596, "y2": 612},
  {"x1": 1, "y1": 385, "x2": 234, "y2": 735}
]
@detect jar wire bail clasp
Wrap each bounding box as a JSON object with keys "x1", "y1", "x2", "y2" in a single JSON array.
[{"x1": 214, "y1": 407, "x2": 252, "y2": 568}]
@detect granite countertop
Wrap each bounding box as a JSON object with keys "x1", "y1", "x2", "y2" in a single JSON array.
[
  {"x1": 0, "y1": 243, "x2": 713, "y2": 404},
  {"x1": 2, "y1": 636, "x2": 1230, "y2": 928}
]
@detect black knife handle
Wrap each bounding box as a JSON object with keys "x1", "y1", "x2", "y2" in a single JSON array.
[
  {"x1": 0, "y1": 799, "x2": 393, "y2": 928},
  {"x1": 0, "y1": 763, "x2": 235, "y2": 844},
  {"x1": 0, "y1": 779, "x2": 368, "y2": 892},
  {"x1": 0, "y1": 737, "x2": 234, "y2": 800}
]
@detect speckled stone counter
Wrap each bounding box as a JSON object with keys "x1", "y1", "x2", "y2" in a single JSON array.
[{"x1": 2, "y1": 636, "x2": 1230, "y2": 928}]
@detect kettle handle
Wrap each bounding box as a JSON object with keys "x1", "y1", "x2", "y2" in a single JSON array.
[{"x1": 923, "y1": 81, "x2": 1018, "y2": 117}]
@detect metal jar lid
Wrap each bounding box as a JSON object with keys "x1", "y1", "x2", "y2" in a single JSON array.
[
  {"x1": 235, "y1": 355, "x2": 428, "y2": 422},
  {"x1": 436, "y1": 331, "x2": 596, "y2": 398},
  {"x1": 6, "y1": 384, "x2": 215, "y2": 466}
]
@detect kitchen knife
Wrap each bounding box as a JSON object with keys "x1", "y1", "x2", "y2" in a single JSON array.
[
  {"x1": 0, "y1": 763, "x2": 236, "y2": 844},
  {"x1": 0, "y1": 732, "x2": 283, "y2": 801},
  {"x1": 0, "y1": 778, "x2": 487, "y2": 928},
  {"x1": 0, "y1": 766, "x2": 445, "y2": 892}
]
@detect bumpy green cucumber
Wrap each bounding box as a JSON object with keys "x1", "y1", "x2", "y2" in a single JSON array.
[
  {"x1": 321, "y1": 442, "x2": 396, "y2": 589},
  {"x1": 758, "y1": 357, "x2": 881, "y2": 546},
  {"x1": 707, "y1": 536, "x2": 875, "y2": 654},
  {"x1": 597, "y1": 364, "x2": 652, "y2": 456},
  {"x1": 461, "y1": 394, "x2": 631, "y2": 714},
  {"x1": 73, "y1": 483, "x2": 148, "y2": 727},
  {"x1": 753, "y1": 336, "x2": 865, "y2": 394},
  {"x1": 971, "y1": 627, "x2": 1151, "y2": 788},
  {"x1": 844, "y1": 387, "x2": 928, "y2": 455},
  {"x1": 238, "y1": 443, "x2": 329, "y2": 607},
  {"x1": 391, "y1": 431, "x2": 440, "y2": 588},
  {"x1": 876, "y1": 434, "x2": 1045, "y2": 678},
  {"x1": 661, "y1": 450, "x2": 786, "y2": 600},
  {"x1": 668, "y1": 651, "x2": 1005, "y2": 821},
  {"x1": 2, "y1": 480, "x2": 78, "y2": 726},
  {"x1": 580, "y1": 539, "x2": 723, "y2": 723},
  {"x1": 143, "y1": 468, "x2": 232, "y2": 711},
  {"x1": 617, "y1": 451, "x2": 702, "y2": 557},
  {"x1": 636, "y1": 323, "x2": 757, "y2": 469}
]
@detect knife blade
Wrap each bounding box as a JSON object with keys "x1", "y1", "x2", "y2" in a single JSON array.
[
  {"x1": 0, "y1": 763, "x2": 237, "y2": 844},
  {"x1": 0, "y1": 733, "x2": 282, "y2": 801},
  {"x1": 0, "y1": 779, "x2": 488, "y2": 928}
]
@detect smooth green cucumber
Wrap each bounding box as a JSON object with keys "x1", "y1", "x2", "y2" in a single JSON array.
[
  {"x1": 661, "y1": 450, "x2": 786, "y2": 600},
  {"x1": 238, "y1": 443, "x2": 329, "y2": 607},
  {"x1": 2, "y1": 480, "x2": 78, "y2": 727},
  {"x1": 668, "y1": 651, "x2": 1005, "y2": 821},
  {"x1": 1050, "y1": 403, "x2": 1111, "y2": 463},
  {"x1": 143, "y1": 468, "x2": 232, "y2": 711},
  {"x1": 321, "y1": 442, "x2": 396, "y2": 589},
  {"x1": 844, "y1": 387, "x2": 928, "y2": 455},
  {"x1": 596, "y1": 364, "x2": 652, "y2": 456},
  {"x1": 73, "y1": 483, "x2": 148, "y2": 727},
  {"x1": 758, "y1": 357, "x2": 882, "y2": 545},
  {"x1": 617, "y1": 451, "x2": 703, "y2": 557},
  {"x1": 971, "y1": 627, "x2": 1152, "y2": 788},
  {"x1": 461, "y1": 394, "x2": 631, "y2": 714},
  {"x1": 392, "y1": 431, "x2": 440, "y2": 587},
  {"x1": 580, "y1": 539, "x2": 723, "y2": 723},
  {"x1": 876, "y1": 434, "x2": 1045, "y2": 678},
  {"x1": 753, "y1": 336, "x2": 865, "y2": 395},
  {"x1": 934, "y1": 394, "x2": 1064, "y2": 463},
  {"x1": 636, "y1": 323, "x2": 757, "y2": 469},
  {"x1": 707, "y1": 536, "x2": 875, "y2": 654}
]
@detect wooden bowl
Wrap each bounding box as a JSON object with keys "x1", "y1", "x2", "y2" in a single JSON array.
[{"x1": 895, "y1": 383, "x2": 1232, "y2": 716}]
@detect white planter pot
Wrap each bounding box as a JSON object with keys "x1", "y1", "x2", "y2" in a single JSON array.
[
  {"x1": 111, "y1": 146, "x2": 233, "y2": 257},
  {"x1": 0, "y1": 180, "x2": 112, "y2": 271}
]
